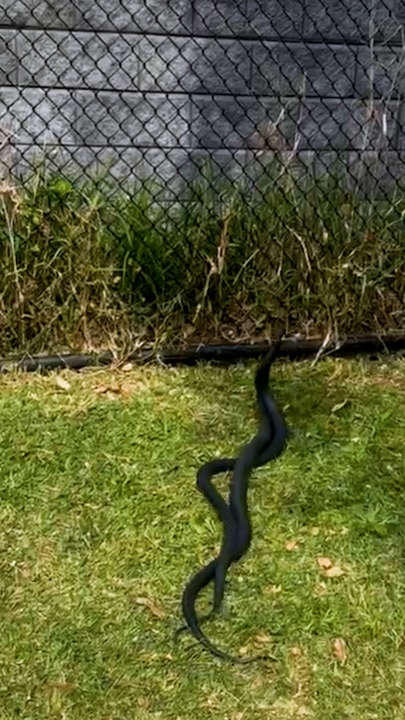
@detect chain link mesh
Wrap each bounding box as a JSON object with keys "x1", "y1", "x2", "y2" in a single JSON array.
[{"x1": 0, "y1": 0, "x2": 404, "y2": 349}]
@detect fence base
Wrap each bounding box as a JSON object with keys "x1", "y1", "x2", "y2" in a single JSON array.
[{"x1": 1, "y1": 334, "x2": 405, "y2": 374}]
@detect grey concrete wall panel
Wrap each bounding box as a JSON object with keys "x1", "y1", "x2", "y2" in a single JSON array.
[
  {"x1": 71, "y1": 91, "x2": 191, "y2": 148},
  {"x1": 191, "y1": 94, "x2": 300, "y2": 149},
  {"x1": 137, "y1": 36, "x2": 253, "y2": 94},
  {"x1": 16, "y1": 30, "x2": 141, "y2": 90},
  {"x1": 189, "y1": 148, "x2": 262, "y2": 183},
  {"x1": 355, "y1": 47, "x2": 405, "y2": 99},
  {"x1": 193, "y1": 0, "x2": 305, "y2": 39},
  {"x1": 346, "y1": 150, "x2": 405, "y2": 195},
  {"x1": 17, "y1": 30, "x2": 254, "y2": 95},
  {"x1": 0, "y1": 0, "x2": 77, "y2": 29},
  {"x1": 299, "y1": 98, "x2": 400, "y2": 151},
  {"x1": 303, "y1": 0, "x2": 405, "y2": 44},
  {"x1": 13, "y1": 144, "x2": 191, "y2": 191},
  {"x1": 374, "y1": 0, "x2": 405, "y2": 44},
  {"x1": 0, "y1": 87, "x2": 190, "y2": 151},
  {"x1": 247, "y1": 0, "x2": 306, "y2": 39},
  {"x1": 192, "y1": 0, "x2": 252, "y2": 36},
  {"x1": 0, "y1": 31, "x2": 19, "y2": 86},
  {"x1": 395, "y1": 102, "x2": 405, "y2": 149},
  {"x1": 0, "y1": 0, "x2": 404, "y2": 191},
  {"x1": 252, "y1": 42, "x2": 357, "y2": 97},
  {"x1": 75, "y1": 0, "x2": 192, "y2": 34},
  {"x1": 393, "y1": 0, "x2": 405, "y2": 22},
  {"x1": 303, "y1": 0, "x2": 372, "y2": 42},
  {"x1": 0, "y1": 88, "x2": 77, "y2": 144},
  {"x1": 0, "y1": 0, "x2": 192, "y2": 34}
]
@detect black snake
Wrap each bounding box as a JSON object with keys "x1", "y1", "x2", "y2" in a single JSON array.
[{"x1": 178, "y1": 339, "x2": 288, "y2": 662}]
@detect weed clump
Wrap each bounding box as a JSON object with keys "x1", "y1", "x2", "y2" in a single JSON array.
[{"x1": 0, "y1": 164, "x2": 404, "y2": 355}]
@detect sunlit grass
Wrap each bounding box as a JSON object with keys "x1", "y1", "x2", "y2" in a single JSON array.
[{"x1": 0, "y1": 355, "x2": 404, "y2": 718}]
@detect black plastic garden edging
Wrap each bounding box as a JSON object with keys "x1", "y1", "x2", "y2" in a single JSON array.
[{"x1": 1, "y1": 334, "x2": 405, "y2": 374}]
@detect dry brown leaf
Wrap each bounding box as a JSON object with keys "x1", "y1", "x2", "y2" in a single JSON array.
[
  {"x1": 317, "y1": 556, "x2": 345, "y2": 578},
  {"x1": 205, "y1": 692, "x2": 220, "y2": 708},
  {"x1": 332, "y1": 637, "x2": 347, "y2": 664},
  {"x1": 134, "y1": 596, "x2": 166, "y2": 620},
  {"x1": 121, "y1": 362, "x2": 133, "y2": 372},
  {"x1": 54, "y1": 375, "x2": 71, "y2": 392},
  {"x1": 94, "y1": 384, "x2": 111, "y2": 395},
  {"x1": 317, "y1": 557, "x2": 333, "y2": 569},
  {"x1": 324, "y1": 565, "x2": 345, "y2": 578},
  {"x1": 103, "y1": 393, "x2": 119, "y2": 401},
  {"x1": 182, "y1": 324, "x2": 195, "y2": 339},
  {"x1": 296, "y1": 705, "x2": 312, "y2": 717},
  {"x1": 254, "y1": 632, "x2": 273, "y2": 644},
  {"x1": 313, "y1": 582, "x2": 328, "y2": 596},
  {"x1": 94, "y1": 384, "x2": 123, "y2": 399},
  {"x1": 285, "y1": 540, "x2": 299, "y2": 551},
  {"x1": 94, "y1": 382, "x2": 136, "y2": 399},
  {"x1": 290, "y1": 646, "x2": 302, "y2": 657},
  {"x1": 18, "y1": 563, "x2": 31, "y2": 580},
  {"x1": 119, "y1": 383, "x2": 134, "y2": 399}
]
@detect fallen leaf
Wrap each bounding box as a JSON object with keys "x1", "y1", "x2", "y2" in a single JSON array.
[
  {"x1": 317, "y1": 557, "x2": 345, "y2": 578},
  {"x1": 205, "y1": 692, "x2": 220, "y2": 708},
  {"x1": 18, "y1": 563, "x2": 31, "y2": 580},
  {"x1": 119, "y1": 383, "x2": 134, "y2": 399},
  {"x1": 285, "y1": 540, "x2": 299, "y2": 551},
  {"x1": 94, "y1": 382, "x2": 136, "y2": 399},
  {"x1": 134, "y1": 596, "x2": 166, "y2": 620},
  {"x1": 121, "y1": 362, "x2": 133, "y2": 372},
  {"x1": 324, "y1": 565, "x2": 345, "y2": 578},
  {"x1": 94, "y1": 384, "x2": 110, "y2": 395},
  {"x1": 332, "y1": 637, "x2": 347, "y2": 664},
  {"x1": 94, "y1": 384, "x2": 122, "y2": 398},
  {"x1": 313, "y1": 582, "x2": 328, "y2": 596},
  {"x1": 296, "y1": 705, "x2": 312, "y2": 717},
  {"x1": 54, "y1": 375, "x2": 71, "y2": 391},
  {"x1": 183, "y1": 324, "x2": 195, "y2": 339},
  {"x1": 254, "y1": 632, "x2": 273, "y2": 644},
  {"x1": 317, "y1": 557, "x2": 333, "y2": 569}
]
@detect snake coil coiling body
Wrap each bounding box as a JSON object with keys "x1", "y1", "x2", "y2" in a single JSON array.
[{"x1": 179, "y1": 340, "x2": 288, "y2": 662}]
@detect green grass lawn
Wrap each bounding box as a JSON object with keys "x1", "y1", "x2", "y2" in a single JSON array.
[{"x1": 0, "y1": 355, "x2": 404, "y2": 719}]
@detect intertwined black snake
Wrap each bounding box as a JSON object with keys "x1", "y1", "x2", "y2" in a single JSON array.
[{"x1": 178, "y1": 339, "x2": 288, "y2": 662}]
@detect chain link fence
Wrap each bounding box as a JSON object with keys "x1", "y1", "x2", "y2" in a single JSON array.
[{"x1": 0, "y1": 0, "x2": 405, "y2": 353}]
